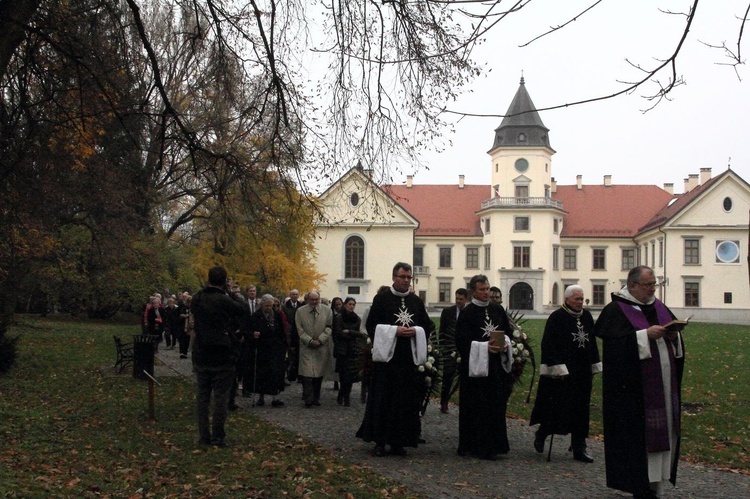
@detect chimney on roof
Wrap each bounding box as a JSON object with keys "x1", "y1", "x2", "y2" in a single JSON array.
[
  {"x1": 576, "y1": 174, "x2": 582, "y2": 190},
  {"x1": 663, "y1": 183, "x2": 674, "y2": 195},
  {"x1": 685, "y1": 174, "x2": 699, "y2": 192},
  {"x1": 406, "y1": 175, "x2": 413, "y2": 188},
  {"x1": 700, "y1": 167, "x2": 712, "y2": 185},
  {"x1": 603, "y1": 174, "x2": 612, "y2": 187},
  {"x1": 551, "y1": 177, "x2": 557, "y2": 193},
  {"x1": 458, "y1": 175, "x2": 465, "y2": 189}
]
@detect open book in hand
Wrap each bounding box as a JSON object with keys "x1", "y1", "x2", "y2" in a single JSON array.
[{"x1": 663, "y1": 314, "x2": 693, "y2": 332}]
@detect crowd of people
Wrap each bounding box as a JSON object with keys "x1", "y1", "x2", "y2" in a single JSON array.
[{"x1": 150, "y1": 263, "x2": 684, "y2": 499}]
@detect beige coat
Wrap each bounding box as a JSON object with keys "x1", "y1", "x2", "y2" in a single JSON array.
[{"x1": 296, "y1": 304, "x2": 333, "y2": 378}]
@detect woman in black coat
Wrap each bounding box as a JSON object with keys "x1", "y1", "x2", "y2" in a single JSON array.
[
  {"x1": 245, "y1": 294, "x2": 287, "y2": 407},
  {"x1": 332, "y1": 297, "x2": 363, "y2": 406}
]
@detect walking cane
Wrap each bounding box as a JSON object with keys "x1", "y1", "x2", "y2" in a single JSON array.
[
  {"x1": 251, "y1": 344, "x2": 258, "y2": 407},
  {"x1": 547, "y1": 434, "x2": 554, "y2": 462}
]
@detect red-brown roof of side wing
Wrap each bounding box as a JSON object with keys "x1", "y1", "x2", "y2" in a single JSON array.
[
  {"x1": 383, "y1": 184, "x2": 487, "y2": 237},
  {"x1": 553, "y1": 184, "x2": 674, "y2": 238}
]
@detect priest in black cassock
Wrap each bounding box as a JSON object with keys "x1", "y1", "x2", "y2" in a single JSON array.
[
  {"x1": 529, "y1": 284, "x2": 601, "y2": 462},
  {"x1": 356, "y1": 262, "x2": 434, "y2": 457},
  {"x1": 455, "y1": 274, "x2": 514, "y2": 460},
  {"x1": 594, "y1": 266, "x2": 685, "y2": 499}
]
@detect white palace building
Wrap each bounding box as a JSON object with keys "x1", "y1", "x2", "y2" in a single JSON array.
[{"x1": 312, "y1": 78, "x2": 750, "y2": 323}]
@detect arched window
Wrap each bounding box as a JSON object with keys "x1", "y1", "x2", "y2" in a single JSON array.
[
  {"x1": 552, "y1": 282, "x2": 559, "y2": 305},
  {"x1": 345, "y1": 236, "x2": 364, "y2": 279}
]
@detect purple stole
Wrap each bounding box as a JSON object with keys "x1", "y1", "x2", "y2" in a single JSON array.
[{"x1": 617, "y1": 300, "x2": 680, "y2": 453}]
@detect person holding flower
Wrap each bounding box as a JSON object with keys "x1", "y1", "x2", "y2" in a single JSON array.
[
  {"x1": 455, "y1": 274, "x2": 514, "y2": 460},
  {"x1": 530, "y1": 284, "x2": 602, "y2": 463}
]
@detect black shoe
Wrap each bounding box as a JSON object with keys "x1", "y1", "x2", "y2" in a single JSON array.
[
  {"x1": 271, "y1": 399, "x2": 284, "y2": 407},
  {"x1": 179, "y1": 354, "x2": 188, "y2": 359},
  {"x1": 228, "y1": 403, "x2": 239, "y2": 411},
  {"x1": 256, "y1": 398, "x2": 265, "y2": 407},
  {"x1": 373, "y1": 444, "x2": 386, "y2": 457},
  {"x1": 210, "y1": 438, "x2": 226, "y2": 447},
  {"x1": 305, "y1": 402, "x2": 313, "y2": 408},
  {"x1": 312, "y1": 400, "x2": 321, "y2": 406},
  {"x1": 456, "y1": 448, "x2": 468, "y2": 457},
  {"x1": 198, "y1": 437, "x2": 212, "y2": 446},
  {"x1": 337, "y1": 393, "x2": 344, "y2": 405},
  {"x1": 534, "y1": 432, "x2": 546, "y2": 454},
  {"x1": 573, "y1": 449, "x2": 594, "y2": 463},
  {"x1": 390, "y1": 446, "x2": 407, "y2": 456}
]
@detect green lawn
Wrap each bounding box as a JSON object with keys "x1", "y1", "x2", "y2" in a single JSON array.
[
  {"x1": 0, "y1": 316, "x2": 418, "y2": 497},
  {"x1": 1, "y1": 315, "x2": 747, "y2": 496},
  {"x1": 502, "y1": 318, "x2": 750, "y2": 471}
]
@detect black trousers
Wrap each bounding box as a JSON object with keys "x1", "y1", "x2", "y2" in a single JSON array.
[{"x1": 301, "y1": 376, "x2": 322, "y2": 405}]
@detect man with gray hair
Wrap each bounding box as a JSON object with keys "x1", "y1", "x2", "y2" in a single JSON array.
[
  {"x1": 594, "y1": 266, "x2": 685, "y2": 498},
  {"x1": 530, "y1": 284, "x2": 601, "y2": 462},
  {"x1": 295, "y1": 291, "x2": 332, "y2": 407}
]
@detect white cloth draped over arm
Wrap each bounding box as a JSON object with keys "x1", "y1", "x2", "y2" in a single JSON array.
[
  {"x1": 411, "y1": 326, "x2": 427, "y2": 365},
  {"x1": 372, "y1": 324, "x2": 427, "y2": 365},
  {"x1": 469, "y1": 341, "x2": 489, "y2": 377},
  {"x1": 501, "y1": 335, "x2": 513, "y2": 373},
  {"x1": 372, "y1": 325, "x2": 398, "y2": 363}
]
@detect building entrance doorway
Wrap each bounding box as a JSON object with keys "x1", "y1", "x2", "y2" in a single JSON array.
[{"x1": 509, "y1": 282, "x2": 534, "y2": 310}]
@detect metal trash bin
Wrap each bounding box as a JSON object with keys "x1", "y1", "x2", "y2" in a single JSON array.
[{"x1": 132, "y1": 334, "x2": 155, "y2": 380}]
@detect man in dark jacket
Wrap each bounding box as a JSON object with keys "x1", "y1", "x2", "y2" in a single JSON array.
[
  {"x1": 439, "y1": 288, "x2": 468, "y2": 413},
  {"x1": 191, "y1": 266, "x2": 249, "y2": 447}
]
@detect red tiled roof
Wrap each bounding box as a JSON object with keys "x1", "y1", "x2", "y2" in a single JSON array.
[
  {"x1": 383, "y1": 184, "x2": 487, "y2": 236},
  {"x1": 553, "y1": 184, "x2": 674, "y2": 238}
]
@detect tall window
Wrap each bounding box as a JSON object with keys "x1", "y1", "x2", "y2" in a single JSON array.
[
  {"x1": 515, "y1": 185, "x2": 529, "y2": 200},
  {"x1": 563, "y1": 248, "x2": 577, "y2": 270},
  {"x1": 553, "y1": 247, "x2": 559, "y2": 271},
  {"x1": 514, "y1": 216, "x2": 530, "y2": 231},
  {"x1": 344, "y1": 236, "x2": 364, "y2": 279},
  {"x1": 644, "y1": 244, "x2": 648, "y2": 266},
  {"x1": 513, "y1": 246, "x2": 531, "y2": 268},
  {"x1": 593, "y1": 249, "x2": 606, "y2": 270},
  {"x1": 439, "y1": 247, "x2": 452, "y2": 268},
  {"x1": 484, "y1": 218, "x2": 491, "y2": 233},
  {"x1": 592, "y1": 284, "x2": 606, "y2": 305},
  {"x1": 658, "y1": 240, "x2": 664, "y2": 267},
  {"x1": 553, "y1": 219, "x2": 559, "y2": 234},
  {"x1": 684, "y1": 239, "x2": 700, "y2": 265},
  {"x1": 484, "y1": 245, "x2": 491, "y2": 270},
  {"x1": 439, "y1": 282, "x2": 452, "y2": 303},
  {"x1": 685, "y1": 282, "x2": 700, "y2": 307},
  {"x1": 466, "y1": 247, "x2": 479, "y2": 269},
  {"x1": 621, "y1": 248, "x2": 635, "y2": 270},
  {"x1": 413, "y1": 246, "x2": 424, "y2": 267}
]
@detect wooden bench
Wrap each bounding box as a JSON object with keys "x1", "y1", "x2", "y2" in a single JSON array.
[{"x1": 113, "y1": 335, "x2": 134, "y2": 373}]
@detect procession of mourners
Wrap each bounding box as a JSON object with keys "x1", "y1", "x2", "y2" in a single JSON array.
[{"x1": 142, "y1": 263, "x2": 684, "y2": 498}]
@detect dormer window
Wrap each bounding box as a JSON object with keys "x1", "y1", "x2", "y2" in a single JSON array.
[
  {"x1": 517, "y1": 133, "x2": 527, "y2": 144},
  {"x1": 350, "y1": 192, "x2": 359, "y2": 206}
]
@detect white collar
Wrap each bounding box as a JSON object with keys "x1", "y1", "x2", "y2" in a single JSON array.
[
  {"x1": 390, "y1": 286, "x2": 410, "y2": 298},
  {"x1": 471, "y1": 298, "x2": 490, "y2": 307}
]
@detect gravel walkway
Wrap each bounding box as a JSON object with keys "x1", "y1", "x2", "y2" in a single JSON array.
[{"x1": 157, "y1": 348, "x2": 749, "y2": 498}]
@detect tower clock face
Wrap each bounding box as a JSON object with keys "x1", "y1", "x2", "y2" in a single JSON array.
[{"x1": 515, "y1": 158, "x2": 529, "y2": 172}]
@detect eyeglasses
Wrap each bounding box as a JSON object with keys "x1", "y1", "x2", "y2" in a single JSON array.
[
  {"x1": 637, "y1": 281, "x2": 657, "y2": 288},
  {"x1": 394, "y1": 274, "x2": 413, "y2": 280}
]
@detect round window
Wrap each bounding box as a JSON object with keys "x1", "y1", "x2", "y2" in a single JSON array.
[
  {"x1": 350, "y1": 192, "x2": 359, "y2": 206},
  {"x1": 716, "y1": 240, "x2": 740, "y2": 263},
  {"x1": 723, "y1": 196, "x2": 733, "y2": 212},
  {"x1": 515, "y1": 158, "x2": 529, "y2": 172}
]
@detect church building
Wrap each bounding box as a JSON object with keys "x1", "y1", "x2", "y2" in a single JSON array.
[{"x1": 312, "y1": 78, "x2": 750, "y2": 323}]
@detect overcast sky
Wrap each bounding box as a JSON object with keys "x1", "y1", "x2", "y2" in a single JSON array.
[{"x1": 403, "y1": 1, "x2": 749, "y2": 192}]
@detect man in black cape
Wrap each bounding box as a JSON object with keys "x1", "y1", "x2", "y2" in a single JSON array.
[
  {"x1": 594, "y1": 266, "x2": 685, "y2": 499},
  {"x1": 455, "y1": 274, "x2": 514, "y2": 460},
  {"x1": 356, "y1": 262, "x2": 434, "y2": 457},
  {"x1": 530, "y1": 284, "x2": 601, "y2": 462}
]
